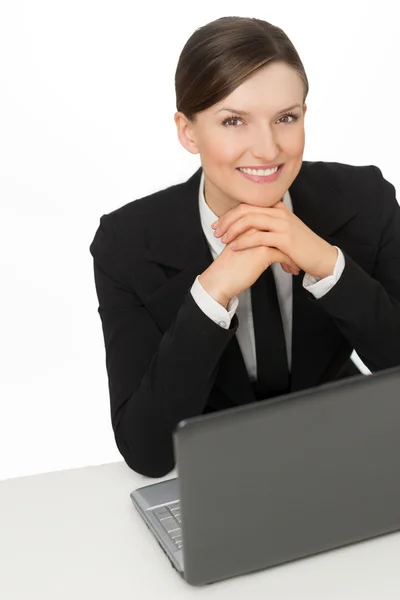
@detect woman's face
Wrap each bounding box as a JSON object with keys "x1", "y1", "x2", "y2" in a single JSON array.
[{"x1": 175, "y1": 61, "x2": 307, "y2": 217}]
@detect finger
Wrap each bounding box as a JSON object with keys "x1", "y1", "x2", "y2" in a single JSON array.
[
  {"x1": 269, "y1": 249, "x2": 300, "y2": 271},
  {"x1": 213, "y1": 203, "x2": 262, "y2": 233},
  {"x1": 217, "y1": 213, "x2": 284, "y2": 244},
  {"x1": 216, "y1": 208, "x2": 282, "y2": 239},
  {"x1": 223, "y1": 226, "x2": 259, "y2": 249},
  {"x1": 218, "y1": 213, "x2": 274, "y2": 242},
  {"x1": 230, "y1": 233, "x2": 299, "y2": 271},
  {"x1": 281, "y1": 261, "x2": 301, "y2": 272},
  {"x1": 230, "y1": 231, "x2": 301, "y2": 272},
  {"x1": 215, "y1": 201, "x2": 288, "y2": 233},
  {"x1": 230, "y1": 230, "x2": 284, "y2": 252},
  {"x1": 281, "y1": 263, "x2": 301, "y2": 275}
]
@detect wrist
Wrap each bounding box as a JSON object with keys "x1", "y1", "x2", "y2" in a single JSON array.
[
  {"x1": 198, "y1": 273, "x2": 231, "y2": 309},
  {"x1": 311, "y1": 245, "x2": 338, "y2": 279}
]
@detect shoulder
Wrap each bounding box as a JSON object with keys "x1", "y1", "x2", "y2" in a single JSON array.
[
  {"x1": 102, "y1": 176, "x2": 187, "y2": 231},
  {"x1": 89, "y1": 170, "x2": 199, "y2": 258},
  {"x1": 303, "y1": 159, "x2": 397, "y2": 213},
  {"x1": 303, "y1": 159, "x2": 383, "y2": 189}
]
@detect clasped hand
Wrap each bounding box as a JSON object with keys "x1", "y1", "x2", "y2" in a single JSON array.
[{"x1": 212, "y1": 201, "x2": 338, "y2": 279}]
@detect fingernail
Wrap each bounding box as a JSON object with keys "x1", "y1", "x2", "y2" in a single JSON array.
[{"x1": 211, "y1": 221, "x2": 218, "y2": 229}]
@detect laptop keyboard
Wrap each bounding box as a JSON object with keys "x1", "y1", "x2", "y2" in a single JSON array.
[{"x1": 152, "y1": 501, "x2": 182, "y2": 550}]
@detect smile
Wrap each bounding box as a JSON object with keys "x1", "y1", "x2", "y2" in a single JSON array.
[{"x1": 237, "y1": 164, "x2": 283, "y2": 183}]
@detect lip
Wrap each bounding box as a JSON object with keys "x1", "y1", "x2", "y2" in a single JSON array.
[
  {"x1": 238, "y1": 164, "x2": 282, "y2": 169},
  {"x1": 237, "y1": 164, "x2": 283, "y2": 183}
]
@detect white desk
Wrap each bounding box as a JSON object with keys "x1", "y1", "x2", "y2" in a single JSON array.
[{"x1": 0, "y1": 461, "x2": 399, "y2": 599}]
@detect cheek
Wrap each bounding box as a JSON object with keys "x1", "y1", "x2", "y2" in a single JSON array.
[
  {"x1": 284, "y1": 129, "x2": 305, "y2": 156},
  {"x1": 200, "y1": 134, "x2": 241, "y2": 165}
]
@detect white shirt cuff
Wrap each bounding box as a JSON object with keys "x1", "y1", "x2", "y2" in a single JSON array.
[
  {"x1": 190, "y1": 276, "x2": 239, "y2": 329},
  {"x1": 302, "y1": 246, "x2": 345, "y2": 299}
]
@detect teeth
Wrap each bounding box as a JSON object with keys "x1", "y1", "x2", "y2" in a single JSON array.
[{"x1": 239, "y1": 166, "x2": 279, "y2": 176}]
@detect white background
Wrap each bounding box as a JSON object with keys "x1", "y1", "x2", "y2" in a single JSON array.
[{"x1": 0, "y1": 0, "x2": 398, "y2": 481}]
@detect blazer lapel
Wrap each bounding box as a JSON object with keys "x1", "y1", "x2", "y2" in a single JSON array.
[
  {"x1": 141, "y1": 162, "x2": 359, "y2": 407},
  {"x1": 142, "y1": 168, "x2": 212, "y2": 330},
  {"x1": 289, "y1": 162, "x2": 358, "y2": 391},
  {"x1": 141, "y1": 167, "x2": 256, "y2": 407}
]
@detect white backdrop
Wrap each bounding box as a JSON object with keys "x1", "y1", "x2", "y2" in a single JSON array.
[{"x1": 0, "y1": 0, "x2": 398, "y2": 481}]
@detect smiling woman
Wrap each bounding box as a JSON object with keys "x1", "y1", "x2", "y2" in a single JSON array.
[
  {"x1": 174, "y1": 19, "x2": 308, "y2": 216},
  {"x1": 89, "y1": 16, "x2": 400, "y2": 477}
]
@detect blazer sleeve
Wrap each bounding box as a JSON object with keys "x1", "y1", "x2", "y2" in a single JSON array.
[
  {"x1": 89, "y1": 214, "x2": 238, "y2": 478},
  {"x1": 306, "y1": 165, "x2": 400, "y2": 372}
]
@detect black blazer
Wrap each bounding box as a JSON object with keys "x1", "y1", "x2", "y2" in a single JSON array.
[{"x1": 89, "y1": 161, "x2": 400, "y2": 477}]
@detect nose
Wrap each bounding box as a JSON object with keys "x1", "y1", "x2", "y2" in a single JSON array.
[{"x1": 251, "y1": 125, "x2": 280, "y2": 162}]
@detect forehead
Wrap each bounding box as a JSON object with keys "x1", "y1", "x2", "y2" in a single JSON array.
[{"x1": 213, "y1": 62, "x2": 304, "y2": 114}]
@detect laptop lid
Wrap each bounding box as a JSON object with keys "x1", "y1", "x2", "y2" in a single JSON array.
[{"x1": 173, "y1": 365, "x2": 400, "y2": 586}]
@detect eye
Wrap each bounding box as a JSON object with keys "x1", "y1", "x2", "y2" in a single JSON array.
[
  {"x1": 277, "y1": 112, "x2": 299, "y2": 125},
  {"x1": 222, "y1": 115, "x2": 244, "y2": 127},
  {"x1": 222, "y1": 112, "x2": 299, "y2": 128}
]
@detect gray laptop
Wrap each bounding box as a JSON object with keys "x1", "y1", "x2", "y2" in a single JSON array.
[{"x1": 130, "y1": 365, "x2": 400, "y2": 586}]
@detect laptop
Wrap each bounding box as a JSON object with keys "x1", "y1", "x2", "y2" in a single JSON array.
[{"x1": 130, "y1": 364, "x2": 400, "y2": 586}]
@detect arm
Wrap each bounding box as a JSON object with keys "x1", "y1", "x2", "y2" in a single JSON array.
[
  {"x1": 191, "y1": 275, "x2": 239, "y2": 328},
  {"x1": 302, "y1": 246, "x2": 344, "y2": 298},
  {"x1": 90, "y1": 215, "x2": 238, "y2": 478},
  {"x1": 305, "y1": 166, "x2": 400, "y2": 372}
]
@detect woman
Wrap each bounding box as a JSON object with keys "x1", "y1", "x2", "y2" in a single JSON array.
[{"x1": 89, "y1": 16, "x2": 400, "y2": 478}]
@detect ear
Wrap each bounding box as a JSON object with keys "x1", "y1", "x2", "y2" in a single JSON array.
[
  {"x1": 303, "y1": 103, "x2": 307, "y2": 116},
  {"x1": 174, "y1": 112, "x2": 200, "y2": 155}
]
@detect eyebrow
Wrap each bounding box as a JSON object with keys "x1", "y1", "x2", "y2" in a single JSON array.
[{"x1": 214, "y1": 103, "x2": 302, "y2": 117}]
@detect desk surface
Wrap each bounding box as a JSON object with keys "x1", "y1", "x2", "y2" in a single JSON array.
[{"x1": 1, "y1": 461, "x2": 399, "y2": 599}]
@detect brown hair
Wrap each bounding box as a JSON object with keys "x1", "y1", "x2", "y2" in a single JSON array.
[{"x1": 175, "y1": 16, "x2": 309, "y2": 122}]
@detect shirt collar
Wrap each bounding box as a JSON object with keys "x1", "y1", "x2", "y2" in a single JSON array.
[{"x1": 198, "y1": 169, "x2": 293, "y2": 257}]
